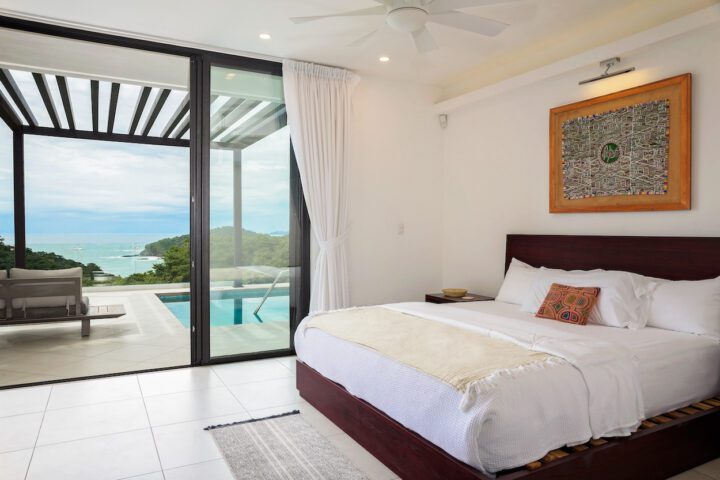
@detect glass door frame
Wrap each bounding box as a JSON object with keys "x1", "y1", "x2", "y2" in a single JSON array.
[
  {"x1": 0, "y1": 15, "x2": 311, "y2": 380},
  {"x1": 198, "y1": 54, "x2": 310, "y2": 365}
]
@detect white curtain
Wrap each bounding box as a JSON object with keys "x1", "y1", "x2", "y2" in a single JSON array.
[{"x1": 282, "y1": 59, "x2": 360, "y2": 313}]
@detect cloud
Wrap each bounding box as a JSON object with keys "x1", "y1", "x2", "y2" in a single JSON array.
[{"x1": 25, "y1": 136, "x2": 190, "y2": 215}]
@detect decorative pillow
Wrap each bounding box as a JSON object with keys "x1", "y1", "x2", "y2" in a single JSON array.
[
  {"x1": 521, "y1": 268, "x2": 657, "y2": 329},
  {"x1": 647, "y1": 276, "x2": 720, "y2": 339},
  {"x1": 496, "y1": 258, "x2": 538, "y2": 305},
  {"x1": 536, "y1": 283, "x2": 600, "y2": 325}
]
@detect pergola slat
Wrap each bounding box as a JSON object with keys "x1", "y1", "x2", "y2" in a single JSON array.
[
  {"x1": 0, "y1": 88, "x2": 22, "y2": 130},
  {"x1": 0, "y1": 68, "x2": 37, "y2": 126},
  {"x1": 141, "y1": 88, "x2": 171, "y2": 136},
  {"x1": 32, "y1": 73, "x2": 61, "y2": 128},
  {"x1": 173, "y1": 114, "x2": 190, "y2": 139},
  {"x1": 223, "y1": 103, "x2": 284, "y2": 145},
  {"x1": 90, "y1": 80, "x2": 99, "y2": 132},
  {"x1": 107, "y1": 82, "x2": 120, "y2": 133},
  {"x1": 128, "y1": 86, "x2": 152, "y2": 135},
  {"x1": 235, "y1": 106, "x2": 286, "y2": 141},
  {"x1": 209, "y1": 97, "x2": 244, "y2": 134},
  {"x1": 160, "y1": 93, "x2": 189, "y2": 138},
  {"x1": 210, "y1": 99, "x2": 260, "y2": 140},
  {"x1": 55, "y1": 76, "x2": 75, "y2": 130}
]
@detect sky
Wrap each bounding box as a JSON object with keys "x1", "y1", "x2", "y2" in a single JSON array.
[{"x1": 0, "y1": 126, "x2": 290, "y2": 243}]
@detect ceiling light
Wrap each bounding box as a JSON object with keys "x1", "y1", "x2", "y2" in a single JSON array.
[
  {"x1": 259, "y1": 33, "x2": 271, "y2": 40},
  {"x1": 379, "y1": 56, "x2": 390, "y2": 63},
  {"x1": 224, "y1": 73, "x2": 236, "y2": 80}
]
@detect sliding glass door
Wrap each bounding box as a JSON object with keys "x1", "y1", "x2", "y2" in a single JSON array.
[
  {"x1": 0, "y1": 16, "x2": 310, "y2": 389},
  {"x1": 206, "y1": 61, "x2": 306, "y2": 360}
]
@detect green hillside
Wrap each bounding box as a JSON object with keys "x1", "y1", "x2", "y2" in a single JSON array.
[{"x1": 142, "y1": 227, "x2": 289, "y2": 268}]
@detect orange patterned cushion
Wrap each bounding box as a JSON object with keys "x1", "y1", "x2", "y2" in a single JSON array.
[{"x1": 535, "y1": 283, "x2": 600, "y2": 325}]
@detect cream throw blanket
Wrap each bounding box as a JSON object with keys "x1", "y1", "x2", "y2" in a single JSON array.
[{"x1": 304, "y1": 307, "x2": 559, "y2": 408}]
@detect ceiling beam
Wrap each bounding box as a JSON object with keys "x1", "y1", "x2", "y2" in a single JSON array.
[
  {"x1": 90, "y1": 80, "x2": 99, "y2": 132},
  {"x1": 107, "y1": 82, "x2": 120, "y2": 133},
  {"x1": 0, "y1": 68, "x2": 37, "y2": 126},
  {"x1": 55, "y1": 76, "x2": 75, "y2": 130},
  {"x1": 0, "y1": 88, "x2": 22, "y2": 131},
  {"x1": 141, "y1": 88, "x2": 171, "y2": 136},
  {"x1": 23, "y1": 124, "x2": 189, "y2": 148},
  {"x1": 32, "y1": 73, "x2": 61, "y2": 129},
  {"x1": 128, "y1": 86, "x2": 152, "y2": 135},
  {"x1": 161, "y1": 93, "x2": 189, "y2": 138}
]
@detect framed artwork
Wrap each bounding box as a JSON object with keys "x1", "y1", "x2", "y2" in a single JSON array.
[{"x1": 549, "y1": 73, "x2": 691, "y2": 213}]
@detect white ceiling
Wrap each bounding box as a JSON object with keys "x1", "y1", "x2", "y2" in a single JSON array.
[{"x1": 0, "y1": 0, "x2": 716, "y2": 99}]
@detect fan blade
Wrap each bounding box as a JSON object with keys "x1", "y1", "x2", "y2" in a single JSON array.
[
  {"x1": 347, "y1": 29, "x2": 379, "y2": 48},
  {"x1": 412, "y1": 27, "x2": 438, "y2": 54},
  {"x1": 290, "y1": 6, "x2": 386, "y2": 24},
  {"x1": 429, "y1": 0, "x2": 519, "y2": 14},
  {"x1": 429, "y1": 11, "x2": 508, "y2": 36}
]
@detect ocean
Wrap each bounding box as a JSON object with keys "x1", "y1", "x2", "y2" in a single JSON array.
[{"x1": 25, "y1": 233, "x2": 183, "y2": 277}]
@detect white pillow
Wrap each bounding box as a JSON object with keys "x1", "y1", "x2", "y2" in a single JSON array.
[
  {"x1": 521, "y1": 267, "x2": 656, "y2": 329},
  {"x1": 647, "y1": 276, "x2": 720, "y2": 339},
  {"x1": 0, "y1": 270, "x2": 7, "y2": 279},
  {"x1": 496, "y1": 258, "x2": 538, "y2": 305}
]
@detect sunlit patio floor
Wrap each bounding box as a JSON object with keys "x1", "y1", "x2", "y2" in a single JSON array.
[{"x1": 0, "y1": 286, "x2": 290, "y2": 388}]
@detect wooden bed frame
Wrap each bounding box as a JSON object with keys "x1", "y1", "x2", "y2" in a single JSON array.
[{"x1": 296, "y1": 234, "x2": 720, "y2": 480}]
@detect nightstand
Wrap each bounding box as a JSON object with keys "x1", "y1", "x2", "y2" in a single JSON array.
[{"x1": 425, "y1": 293, "x2": 494, "y2": 304}]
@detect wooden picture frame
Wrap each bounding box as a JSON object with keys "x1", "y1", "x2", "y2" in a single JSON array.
[{"x1": 549, "y1": 74, "x2": 691, "y2": 213}]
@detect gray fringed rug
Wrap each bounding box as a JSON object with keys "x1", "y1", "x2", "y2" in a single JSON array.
[{"x1": 206, "y1": 411, "x2": 368, "y2": 480}]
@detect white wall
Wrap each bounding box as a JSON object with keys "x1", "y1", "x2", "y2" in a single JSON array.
[
  {"x1": 441, "y1": 23, "x2": 720, "y2": 297},
  {"x1": 345, "y1": 76, "x2": 444, "y2": 306}
]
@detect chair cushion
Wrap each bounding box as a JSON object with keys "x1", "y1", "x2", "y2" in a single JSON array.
[
  {"x1": 9, "y1": 267, "x2": 84, "y2": 309},
  {"x1": 9, "y1": 267, "x2": 82, "y2": 279}
]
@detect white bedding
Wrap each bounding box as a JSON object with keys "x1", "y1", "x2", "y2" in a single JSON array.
[{"x1": 294, "y1": 301, "x2": 720, "y2": 474}]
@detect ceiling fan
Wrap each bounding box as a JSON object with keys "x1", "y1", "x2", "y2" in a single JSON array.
[{"x1": 290, "y1": 0, "x2": 519, "y2": 54}]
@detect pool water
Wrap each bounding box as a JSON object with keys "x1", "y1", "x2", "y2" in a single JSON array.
[{"x1": 159, "y1": 288, "x2": 290, "y2": 328}]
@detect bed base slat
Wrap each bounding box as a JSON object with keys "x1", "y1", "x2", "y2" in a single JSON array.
[{"x1": 522, "y1": 396, "x2": 720, "y2": 472}]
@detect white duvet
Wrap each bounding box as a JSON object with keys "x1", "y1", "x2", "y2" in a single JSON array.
[{"x1": 295, "y1": 301, "x2": 720, "y2": 474}]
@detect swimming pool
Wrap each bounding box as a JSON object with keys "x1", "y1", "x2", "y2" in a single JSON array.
[{"x1": 158, "y1": 287, "x2": 289, "y2": 328}]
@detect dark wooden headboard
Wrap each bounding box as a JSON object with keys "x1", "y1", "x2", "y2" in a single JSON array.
[{"x1": 505, "y1": 234, "x2": 720, "y2": 281}]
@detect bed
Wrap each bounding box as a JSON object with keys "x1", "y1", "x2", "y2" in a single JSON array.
[{"x1": 295, "y1": 235, "x2": 720, "y2": 480}]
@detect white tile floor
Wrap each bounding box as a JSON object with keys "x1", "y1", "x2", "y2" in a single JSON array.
[
  {"x1": 0, "y1": 356, "x2": 398, "y2": 480},
  {"x1": 0, "y1": 356, "x2": 717, "y2": 480}
]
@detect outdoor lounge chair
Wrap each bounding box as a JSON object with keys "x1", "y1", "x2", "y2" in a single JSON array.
[{"x1": 0, "y1": 267, "x2": 126, "y2": 336}]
